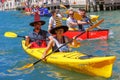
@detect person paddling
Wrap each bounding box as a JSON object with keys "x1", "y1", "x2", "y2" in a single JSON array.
[
  {"x1": 48, "y1": 9, "x2": 62, "y2": 33},
  {"x1": 25, "y1": 12, "x2": 51, "y2": 48},
  {"x1": 42, "y1": 17, "x2": 80, "y2": 59},
  {"x1": 66, "y1": 10, "x2": 79, "y2": 31},
  {"x1": 77, "y1": 9, "x2": 93, "y2": 31}
]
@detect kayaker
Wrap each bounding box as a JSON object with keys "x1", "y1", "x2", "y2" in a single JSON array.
[
  {"x1": 66, "y1": 10, "x2": 79, "y2": 30},
  {"x1": 25, "y1": 12, "x2": 52, "y2": 48},
  {"x1": 65, "y1": 7, "x2": 74, "y2": 16},
  {"x1": 77, "y1": 9, "x2": 92, "y2": 31},
  {"x1": 77, "y1": 9, "x2": 101, "y2": 31},
  {"x1": 42, "y1": 17, "x2": 80, "y2": 59},
  {"x1": 48, "y1": 9, "x2": 62, "y2": 33}
]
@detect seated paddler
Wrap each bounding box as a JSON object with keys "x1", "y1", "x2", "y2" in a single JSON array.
[
  {"x1": 41, "y1": 17, "x2": 80, "y2": 59},
  {"x1": 66, "y1": 10, "x2": 79, "y2": 31},
  {"x1": 25, "y1": 12, "x2": 51, "y2": 48}
]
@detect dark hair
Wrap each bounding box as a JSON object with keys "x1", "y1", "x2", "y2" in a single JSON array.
[
  {"x1": 50, "y1": 9, "x2": 56, "y2": 14},
  {"x1": 79, "y1": 8, "x2": 86, "y2": 12}
]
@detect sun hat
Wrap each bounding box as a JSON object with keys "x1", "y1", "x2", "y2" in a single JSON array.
[
  {"x1": 50, "y1": 16, "x2": 68, "y2": 34},
  {"x1": 30, "y1": 12, "x2": 45, "y2": 26}
]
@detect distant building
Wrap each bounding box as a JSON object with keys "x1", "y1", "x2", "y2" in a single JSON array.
[
  {"x1": 0, "y1": 0, "x2": 15, "y2": 10},
  {"x1": 1, "y1": 0, "x2": 119, "y2": 11},
  {"x1": 0, "y1": 0, "x2": 70, "y2": 10}
]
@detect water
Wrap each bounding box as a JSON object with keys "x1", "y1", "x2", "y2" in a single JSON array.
[{"x1": 0, "y1": 10, "x2": 120, "y2": 80}]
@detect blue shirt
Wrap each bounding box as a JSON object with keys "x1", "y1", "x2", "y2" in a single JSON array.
[
  {"x1": 28, "y1": 29, "x2": 50, "y2": 42},
  {"x1": 81, "y1": 16, "x2": 91, "y2": 31}
]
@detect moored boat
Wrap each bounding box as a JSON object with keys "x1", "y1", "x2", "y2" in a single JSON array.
[
  {"x1": 64, "y1": 29, "x2": 109, "y2": 40},
  {"x1": 22, "y1": 40, "x2": 116, "y2": 78}
]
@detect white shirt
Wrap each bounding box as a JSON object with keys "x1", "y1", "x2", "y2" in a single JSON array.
[
  {"x1": 48, "y1": 15, "x2": 62, "y2": 31},
  {"x1": 66, "y1": 17, "x2": 78, "y2": 28},
  {"x1": 48, "y1": 16, "x2": 56, "y2": 30}
]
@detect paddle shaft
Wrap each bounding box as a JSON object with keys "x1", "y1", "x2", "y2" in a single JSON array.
[
  {"x1": 18, "y1": 35, "x2": 25, "y2": 38},
  {"x1": 17, "y1": 35, "x2": 49, "y2": 41},
  {"x1": 4, "y1": 32, "x2": 49, "y2": 41}
]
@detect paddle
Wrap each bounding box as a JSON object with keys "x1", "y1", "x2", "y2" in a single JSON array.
[
  {"x1": 90, "y1": 15, "x2": 99, "y2": 22},
  {"x1": 73, "y1": 12, "x2": 82, "y2": 20},
  {"x1": 86, "y1": 18, "x2": 104, "y2": 31},
  {"x1": 16, "y1": 19, "x2": 104, "y2": 70},
  {"x1": 4, "y1": 18, "x2": 104, "y2": 70},
  {"x1": 4, "y1": 32, "x2": 50, "y2": 42}
]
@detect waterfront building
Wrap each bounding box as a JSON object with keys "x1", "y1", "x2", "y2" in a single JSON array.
[{"x1": 0, "y1": 0, "x2": 120, "y2": 11}]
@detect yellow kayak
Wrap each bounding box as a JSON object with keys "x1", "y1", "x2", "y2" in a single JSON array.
[{"x1": 22, "y1": 40, "x2": 116, "y2": 78}]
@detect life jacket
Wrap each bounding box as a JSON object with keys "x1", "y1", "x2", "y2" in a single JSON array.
[{"x1": 30, "y1": 40, "x2": 47, "y2": 48}]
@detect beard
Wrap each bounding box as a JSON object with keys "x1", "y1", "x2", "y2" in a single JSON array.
[{"x1": 36, "y1": 27, "x2": 40, "y2": 30}]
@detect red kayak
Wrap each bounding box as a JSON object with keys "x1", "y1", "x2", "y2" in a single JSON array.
[{"x1": 64, "y1": 29, "x2": 109, "y2": 40}]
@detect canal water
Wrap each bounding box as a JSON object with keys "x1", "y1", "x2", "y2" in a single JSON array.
[{"x1": 0, "y1": 10, "x2": 120, "y2": 80}]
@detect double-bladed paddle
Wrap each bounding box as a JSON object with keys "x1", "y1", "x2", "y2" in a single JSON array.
[
  {"x1": 13, "y1": 30, "x2": 84, "y2": 70},
  {"x1": 4, "y1": 31, "x2": 82, "y2": 70},
  {"x1": 4, "y1": 18, "x2": 104, "y2": 70}
]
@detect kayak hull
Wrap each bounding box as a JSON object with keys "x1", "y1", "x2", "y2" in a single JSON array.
[
  {"x1": 64, "y1": 29, "x2": 109, "y2": 40},
  {"x1": 22, "y1": 40, "x2": 116, "y2": 78}
]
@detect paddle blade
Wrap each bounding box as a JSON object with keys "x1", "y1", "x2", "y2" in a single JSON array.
[
  {"x1": 69, "y1": 42, "x2": 80, "y2": 48},
  {"x1": 16, "y1": 63, "x2": 33, "y2": 70},
  {"x1": 60, "y1": 4, "x2": 67, "y2": 9},
  {"x1": 73, "y1": 12, "x2": 82, "y2": 20},
  {"x1": 4, "y1": 32, "x2": 17, "y2": 38},
  {"x1": 90, "y1": 15, "x2": 99, "y2": 22},
  {"x1": 86, "y1": 19, "x2": 104, "y2": 31}
]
